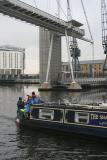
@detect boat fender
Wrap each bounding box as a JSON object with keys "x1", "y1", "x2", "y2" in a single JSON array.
[{"x1": 16, "y1": 118, "x2": 20, "y2": 123}]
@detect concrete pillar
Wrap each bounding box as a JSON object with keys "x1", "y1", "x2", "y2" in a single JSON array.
[
  {"x1": 39, "y1": 27, "x2": 61, "y2": 85},
  {"x1": 22, "y1": 51, "x2": 25, "y2": 74},
  {"x1": 11, "y1": 52, "x2": 12, "y2": 75},
  {"x1": 9, "y1": 52, "x2": 11, "y2": 74},
  {"x1": 3, "y1": 52, "x2": 5, "y2": 74}
]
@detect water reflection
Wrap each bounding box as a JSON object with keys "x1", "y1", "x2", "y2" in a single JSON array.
[
  {"x1": 16, "y1": 127, "x2": 107, "y2": 160},
  {"x1": 0, "y1": 84, "x2": 107, "y2": 118},
  {"x1": 2, "y1": 84, "x2": 106, "y2": 105},
  {"x1": 40, "y1": 88, "x2": 107, "y2": 104}
]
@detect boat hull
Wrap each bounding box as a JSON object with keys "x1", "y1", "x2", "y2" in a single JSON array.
[
  {"x1": 16, "y1": 103, "x2": 107, "y2": 138},
  {"x1": 18, "y1": 118, "x2": 107, "y2": 138}
]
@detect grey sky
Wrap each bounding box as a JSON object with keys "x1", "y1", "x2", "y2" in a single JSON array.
[{"x1": 0, "y1": 0, "x2": 104, "y2": 73}]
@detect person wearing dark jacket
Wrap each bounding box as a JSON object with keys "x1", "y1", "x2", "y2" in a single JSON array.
[{"x1": 17, "y1": 97, "x2": 25, "y2": 112}]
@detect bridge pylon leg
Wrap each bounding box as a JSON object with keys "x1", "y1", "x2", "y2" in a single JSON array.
[
  {"x1": 65, "y1": 29, "x2": 82, "y2": 90},
  {"x1": 41, "y1": 33, "x2": 54, "y2": 89}
]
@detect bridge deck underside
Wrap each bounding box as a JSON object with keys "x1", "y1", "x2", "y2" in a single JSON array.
[{"x1": 0, "y1": 0, "x2": 85, "y2": 39}]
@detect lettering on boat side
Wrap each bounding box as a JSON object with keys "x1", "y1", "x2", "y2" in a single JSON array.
[
  {"x1": 74, "y1": 111, "x2": 107, "y2": 127},
  {"x1": 90, "y1": 113, "x2": 107, "y2": 120},
  {"x1": 89, "y1": 112, "x2": 107, "y2": 127},
  {"x1": 90, "y1": 114, "x2": 98, "y2": 120}
]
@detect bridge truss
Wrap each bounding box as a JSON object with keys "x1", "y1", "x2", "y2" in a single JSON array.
[{"x1": 0, "y1": 0, "x2": 92, "y2": 42}]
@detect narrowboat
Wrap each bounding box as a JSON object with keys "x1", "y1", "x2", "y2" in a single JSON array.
[{"x1": 16, "y1": 102, "x2": 107, "y2": 138}]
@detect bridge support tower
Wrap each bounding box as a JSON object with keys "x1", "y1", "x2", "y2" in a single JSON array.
[{"x1": 39, "y1": 27, "x2": 61, "y2": 86}]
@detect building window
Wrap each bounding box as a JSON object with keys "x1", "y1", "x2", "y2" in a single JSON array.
[{"x1": 66, "y1": 66, "x2": 68, "y2": 71}]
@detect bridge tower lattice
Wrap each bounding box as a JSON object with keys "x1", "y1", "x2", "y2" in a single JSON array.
[
  {"x1": 67, "y1": 0, "x2": 81, "y2": 78},
  {"x1": 101, "y1": 0, "x2": 107, "y2": 75}
]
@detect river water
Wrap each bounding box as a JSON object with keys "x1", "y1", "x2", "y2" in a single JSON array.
[{"x1": 1, "y1": 84, "x2": 107, "y2": 160}]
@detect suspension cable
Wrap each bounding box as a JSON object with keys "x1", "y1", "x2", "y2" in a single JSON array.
[
  {"x1": 81, "y1": 0, "x2": 93, "y2": 43},
  {"x1": 67, "y1": 0, "x2": 72, "y2": 21},
  {"x1": 56, "y1": 0, "x2": 67, "y2": 19},
  {"x1": 81, "y1": 0, "x2": 94, "y2": 77},
  {"x1": 56, "y1": 0, "x2": 60, "y2": 18}
]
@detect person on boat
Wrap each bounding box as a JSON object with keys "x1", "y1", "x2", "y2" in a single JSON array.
[
  {"x1": 19, "y1": 92, "x2": 44, "y2": 116},
  {"x1": 24, "y1": 95, "x2": 30, "y2": 103},
  {"x1": 17, "y1": 97, "x2": 25, "y2": 112},
  {"x1": 18, "y1": 95, "x2": 32, "y2": 119},
  {"x1": 24, "y1": 95, "x2": 32, "y2": 113},
  {"x1": 31, "y1": 91, "x2": 44, "y2": 104}
]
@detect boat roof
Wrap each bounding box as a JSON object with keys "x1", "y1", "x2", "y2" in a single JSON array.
[{"x1": 32, "y1": 102, "x2": 107, "y2": 112}]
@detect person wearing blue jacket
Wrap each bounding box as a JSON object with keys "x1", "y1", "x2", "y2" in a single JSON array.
[
  {"x1": 20, "y1": 92, "x2": 44, "y2": 115},
  {"x1": 24, "y1": 95, "x2": 32, "y2": 112},
  {"x1": 31, "y1": 91, "x2": 44, "y2": 105}
]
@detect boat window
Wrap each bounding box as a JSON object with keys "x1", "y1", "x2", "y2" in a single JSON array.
[
  {"x1": 75, "y1": 112, "x2": 89, "y2": 124},
  {"x1": 39, "y1": 109, "x2": 54, "y2": 121}
]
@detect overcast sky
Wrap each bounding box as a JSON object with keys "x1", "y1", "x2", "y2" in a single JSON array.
[{"x1": 0, "y1": 0, "x2": 104, "y2": 73}]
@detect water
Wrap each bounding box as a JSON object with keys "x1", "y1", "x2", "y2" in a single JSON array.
[{"x1": 1, "y1": 84, "x2": 107, "y2": 160}]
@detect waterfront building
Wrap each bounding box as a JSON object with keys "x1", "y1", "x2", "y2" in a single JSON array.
[
  {"x1": 0, "y1": 45, "x2": 25, "y2": 78},
  {"x1": 62, "y1": 60, "x2": 104, "y2": 79}
]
